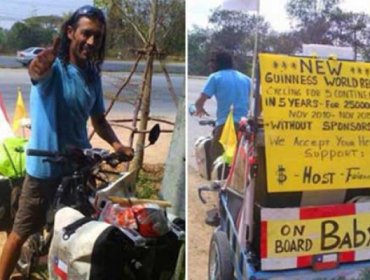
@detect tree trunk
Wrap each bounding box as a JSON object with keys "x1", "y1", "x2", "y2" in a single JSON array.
[{"x1": 130, "y1": 0, "x2": 158, "y2": 172}]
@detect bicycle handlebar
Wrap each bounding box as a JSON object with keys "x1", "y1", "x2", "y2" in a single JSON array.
[
  {"x1": 27, "y1": 149, "x2": 59, "y2": 157},
  {"x1": 198, "y1": 120, "x2": 216, "y2": 127},
  {"x1": 103, "y1": 152, "x2": 132, "y2": 166},
  {"x1": 26, "y1": 148, "x2": 132, "y2": 168}
]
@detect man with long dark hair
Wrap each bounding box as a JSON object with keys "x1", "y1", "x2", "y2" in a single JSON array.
[
  {"x1": 194, "y1": 49, "x2": 251, "y2": 165},
  {"x1": 194, "y1": 49, "x2": 251, "y2": 226},
  {"x1": 0, "y1": 6, "x2": 133, "y2": 279}
]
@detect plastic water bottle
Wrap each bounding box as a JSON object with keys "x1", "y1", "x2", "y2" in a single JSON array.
[{"x1": 188, "y1": 104, "x2": 196, "y2": 115}]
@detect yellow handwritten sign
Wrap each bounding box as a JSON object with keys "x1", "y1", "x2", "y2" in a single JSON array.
[
  {"x1": 260, "y1": 53, "x2": 370, "y2": 192},
  {"x1": 262, "y1": 207, "x2": 370, "y2": 258}
]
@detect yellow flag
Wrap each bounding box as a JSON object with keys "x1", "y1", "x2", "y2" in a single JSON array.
[
  {"x1": 12, "y1": 87, "x2": 27, "y2": 131},
  {"x1": 219, "y1": 110, "x2": 237, "y2": 164}
]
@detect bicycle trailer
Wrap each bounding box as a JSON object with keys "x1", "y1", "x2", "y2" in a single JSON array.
[{"x1": 206, "y1": 53, "x2": 370, "y2": 279}]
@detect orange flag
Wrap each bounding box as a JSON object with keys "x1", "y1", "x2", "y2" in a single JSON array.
[{"x1": 12, "y1": 87, "x2": 27, "y2": 131}]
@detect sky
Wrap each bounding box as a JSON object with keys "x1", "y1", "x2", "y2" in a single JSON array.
[
  {"x1": 187, "y1": 0, "x2": 370, "y2": 32},
  {"x1": 0, "y1": 0, "x2": 92, "y2": 29},
  {"x1": 1, "y1": 0, "x2": 369, "y2": 32}
]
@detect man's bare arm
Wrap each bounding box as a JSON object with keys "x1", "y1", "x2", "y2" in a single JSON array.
[
  {"x1": 91, "y1": 114, "x2": 134, "y2": 159},
  {"x1": 194, "y1": 93, "x2": 210, "y2": 117}
]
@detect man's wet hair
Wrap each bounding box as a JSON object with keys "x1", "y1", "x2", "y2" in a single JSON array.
[
  {"x1": 210, "y1": 49, "x2": 233, "y2": 71},
  {"x1": 58, "y1": 5, "x2": 106, "y2": 75}
]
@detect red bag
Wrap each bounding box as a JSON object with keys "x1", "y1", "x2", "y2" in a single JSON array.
[{"x1": 101, "y1": 202, "x2": 170, "y2": 237}]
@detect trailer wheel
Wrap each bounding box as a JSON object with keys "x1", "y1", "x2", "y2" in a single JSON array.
[{"x1": 208, "y1": 231, "x2": 233, "y2": 280}]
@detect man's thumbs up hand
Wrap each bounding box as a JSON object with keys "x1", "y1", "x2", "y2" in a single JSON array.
[{"x1": 29, "y1": 37, "x2": 61, "y2": 81}]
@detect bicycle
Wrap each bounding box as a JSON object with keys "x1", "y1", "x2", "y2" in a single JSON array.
[
  {"x1": 190, "y1": 105, "x2": 230, "y2": 181},
  {"x1": 16, "y1": 146, "x2": 132, "y2": 279},
  {"x1": 16, "y1": 124, "x2": 185, "y2": 279}
]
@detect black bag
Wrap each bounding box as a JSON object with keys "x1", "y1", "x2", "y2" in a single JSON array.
[{"x1": 0, "y1": 177, "x2": 22, "y2": 231}]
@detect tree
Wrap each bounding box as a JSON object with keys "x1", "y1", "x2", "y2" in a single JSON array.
[
  {"x1": 286, "y1": 0, "x2": 340, "y2": 44},
  {"x1": 265, "y1": 31, "x2": 302, "y2": 55},
  {"x1": 286, "y1": 0, "x2": 340, "y2": 29},
  {"x1": 285, "y1": 0, "x2": 370, "y2": 60},
  {"x1": 24, "y1": 15, "x2": 63, "y2": 30},
  {"x1": 188, "y1": 27, "x2": 211, "y2": 75},
  {"x1": 95, "y1": 0, "x2": 184, "y2": 172},
  {"x1": 7, "y1": 22, "x2": 29, "y2": 50},
  {"x1": 188, "y1": 1, "x2": 370, "y2": 76},
  {"x1": 95, "y1": 0, "x2": 185, "y2": 58},
  {"x1": 157, "y1": 0, "x2": 185, "y2": 57},
  {"x1": 329, "y1": 10, "x2": 370, "y2": 59},
  {"x1": 188, "y1": 8, "x2": 272, "y2": 75},
  {"x1": 6, "y1": 15, "x2": 61, "y2": 51},
  {"x1": 0, "y1": 28, "x2": 7, "y2": 52},
  {"x1": 209, "y1": 9, "x2": 271, "y2": 74}
]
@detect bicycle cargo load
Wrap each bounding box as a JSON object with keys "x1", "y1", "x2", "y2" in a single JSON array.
[
  {"x1": 0, "y1": 137, "x2": 27, "y2": 178},
  {"x1": 194, "y1": 136, "x2": 213, "y2": 180},
  {"x1": 0, "y1": 177, "x2": 11, "y2": 231},
  {"x1": 0, "y1": 177, "x2": 23, "y2": 232},
  {"x1": 100, "y1": 201, "x2": 171, "y2": 238},
  {"x1": 48, "y1": 207, "x2": 127, "y2": 280}
]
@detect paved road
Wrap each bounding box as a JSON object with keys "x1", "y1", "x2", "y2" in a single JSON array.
[
  {"x1": 187, "y1": 77, "x2": 217, "y2": 169},
  {"x1": 0, "y1": 68, "x2": 184, "y2": 120},
  {"x1": 187, "y1": 77, "x2": 219, "y2": 280},
  {"x1": 0, "y1": 55, "x2": 185, "y2": 73}
]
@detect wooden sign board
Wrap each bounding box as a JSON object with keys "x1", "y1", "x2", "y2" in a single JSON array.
[{"x1": 260, "y1": 53, "x2": 370, "y2": 192}]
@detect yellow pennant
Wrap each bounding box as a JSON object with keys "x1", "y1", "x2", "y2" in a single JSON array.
[
  {"x1": 219, "y1": 110, "x2": 237, "y2": 164},
  {"x1": 12, "y1": 87, "x2": 27, "y2": 131}
]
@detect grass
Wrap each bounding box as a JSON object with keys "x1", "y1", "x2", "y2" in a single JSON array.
[
  {"x1": 136, "y1": 172, "x2": 157, "y2": 198},
  {"x1": 135, "y1": 164, "x2": 164, "y2": 199}
]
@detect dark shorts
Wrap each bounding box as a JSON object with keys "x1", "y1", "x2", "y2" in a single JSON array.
[{"x1": 13, "y1": 174, "x2": 60, "y2": 238}]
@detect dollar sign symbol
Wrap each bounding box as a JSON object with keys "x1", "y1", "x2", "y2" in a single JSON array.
[{"x1": 277, "y1": 165, "x2": 287, "y2": 185}]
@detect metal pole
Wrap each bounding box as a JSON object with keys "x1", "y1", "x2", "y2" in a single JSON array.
[
  {"x1": 248, "y1": 0, "x2": 260, "y2": 118},
  {"x1": 245, "y1": 0, "x2": 260, "y2": 247}
]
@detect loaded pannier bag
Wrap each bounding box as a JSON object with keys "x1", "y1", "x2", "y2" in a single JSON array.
[
  {"x1": 48, "y1": 207, "x2": 127, "y2": 280},
  {"x1": 0, "y1": 177, "x2": 11, "y2": 231},
  {"x1": 0, "y1": 176, "x2": 22, "y2": 232},
  {"x1": 194, "y1": 136, "x2": 213, "y2": 180},
  {"x1": 0, "y1": 137, "x2": 27, "y2": 231}
]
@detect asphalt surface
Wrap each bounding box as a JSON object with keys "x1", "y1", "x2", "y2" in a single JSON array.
[
  {"x1": 0, "y1": 55, "x2": 185, "y2": 73},
  {"x1": 0, "y1": 68, "x2": 184, "y2": 120},
  {"x1": 187, "y1": 77, "x2": 217, "y2": 169}
]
